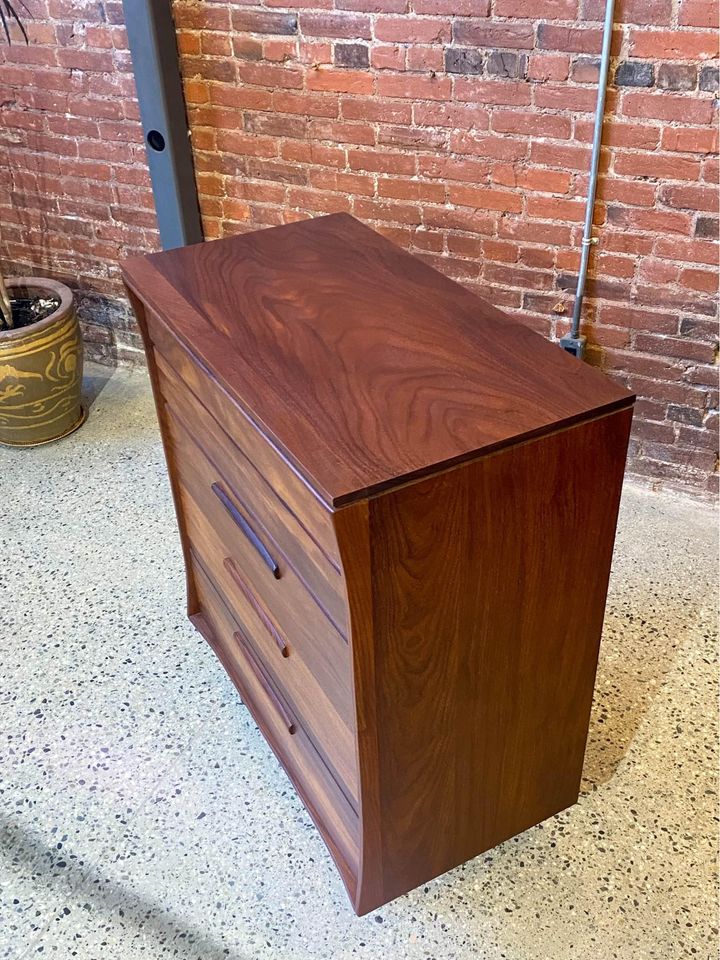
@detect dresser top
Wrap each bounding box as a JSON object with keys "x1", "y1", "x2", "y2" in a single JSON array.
[{"x1": 122, "y1": 214, "x2": 633, "y2": 507}]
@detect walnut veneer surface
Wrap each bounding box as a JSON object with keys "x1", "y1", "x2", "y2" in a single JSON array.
[{"x1": 122, "y1": 213, "x2": 634, "y2": 915}]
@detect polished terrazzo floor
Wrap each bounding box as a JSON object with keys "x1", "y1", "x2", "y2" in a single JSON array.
[{"x1": 1, "y1": 363, "x2": 717, "y2": 960}]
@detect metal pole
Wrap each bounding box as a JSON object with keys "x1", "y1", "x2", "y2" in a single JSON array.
[
  {"x1": 122, "y1": 0, "x2": 203, "y2": 250},
  {"x1": 562, "y1": 0, "x2": 616, "y2": 356}
]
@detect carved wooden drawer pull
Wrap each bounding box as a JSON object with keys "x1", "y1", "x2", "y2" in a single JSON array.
[
  {"x1": 234, "y1": 628, "x2": 296, "y2": 735},
  {"x1": 211, "y1": 481, "x2": 280, "y2": 579}
]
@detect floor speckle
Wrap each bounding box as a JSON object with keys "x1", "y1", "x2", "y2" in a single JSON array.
[{"x1": 1, "y1": 363, "x2": 717, "y2": 960}]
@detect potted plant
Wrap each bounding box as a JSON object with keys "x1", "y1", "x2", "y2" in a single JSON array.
[
  {"x1": 0, "y1": 2, "x2": 85, "y2": 446},
  {"x1": 0, "y1": 275, "x2": 85, "y2": 445}
]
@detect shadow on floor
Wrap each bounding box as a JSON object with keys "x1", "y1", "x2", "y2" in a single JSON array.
[
  {"x1": 580, "y1": 598, "x2": 689, "y2": 792},
  {"x1": 82, "y1": 363, "x2": 116, "y2": 412},
  {"x1": 2, "y1": 813, "x2": 251, "y2": 960}
]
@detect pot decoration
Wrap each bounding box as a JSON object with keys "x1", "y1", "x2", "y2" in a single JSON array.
[{"x1": 0, "y1": 277, "x2": 85, "y2": 446}]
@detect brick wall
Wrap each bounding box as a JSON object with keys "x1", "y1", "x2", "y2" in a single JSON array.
[
  {"x1": 0, "y1": 0, "x2": 717, "y2": 495},
  {"x1": 0, "y1": 0, "x2": 158, "y2": 363}
]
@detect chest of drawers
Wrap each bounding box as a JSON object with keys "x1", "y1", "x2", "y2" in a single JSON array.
[{"x1": 122, "y1": 213, "x2": 633, "y2": 915}]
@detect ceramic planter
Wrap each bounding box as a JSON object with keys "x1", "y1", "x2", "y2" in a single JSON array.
[{"x1": 0, "y1": 277, "x2": 85, "y2": 446}]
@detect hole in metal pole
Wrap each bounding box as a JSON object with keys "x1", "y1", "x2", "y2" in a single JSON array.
[{"x1": 146, "y1": 129, "x2": 166, "y2": 152}]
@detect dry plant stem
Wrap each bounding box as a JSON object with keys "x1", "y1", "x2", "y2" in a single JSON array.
[{"x1": 0, "y1": 272, "x2": 12, "y2": 329}]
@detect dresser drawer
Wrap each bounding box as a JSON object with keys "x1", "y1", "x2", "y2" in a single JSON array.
[
  {"x1": 191, "y1": 562, "x2": 359, "y2": 887},
  {"x1": 164, "y1": 407, "x2": 357, "y2": 789},
  {"x1": 154, "y1": 348, "x2": 347, "y2": 636},
  {"x1": 189, "y1": 541, "x2": 358, "y2": 801},
  {"x1": 144, "y1": 308, "x2": 341, "y2": 569}
]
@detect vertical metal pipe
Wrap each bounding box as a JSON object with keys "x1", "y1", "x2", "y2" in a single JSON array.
[{"x1": 570, "y1": 0, "x2": 616, "y2": 339}]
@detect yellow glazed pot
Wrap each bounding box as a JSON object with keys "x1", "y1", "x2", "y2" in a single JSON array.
[{"x1": 0, "y1": 277, "x2": 85, "y2": 446}]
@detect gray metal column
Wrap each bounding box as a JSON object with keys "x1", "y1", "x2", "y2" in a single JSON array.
[{"x1": 122, "y1": 0, "x2": 203, "y2": 250}]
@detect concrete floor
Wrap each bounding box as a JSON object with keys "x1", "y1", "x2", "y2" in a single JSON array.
[{"x1": 1, "y1": 362, "x2": 717, "y2": 960}]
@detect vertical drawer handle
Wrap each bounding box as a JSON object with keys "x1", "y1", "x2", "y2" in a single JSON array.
[
  {"x1": 223, "y1": 557, "x2": 289, "y2": 657},
  {"x1": 233, "y1": 629, "x2": 296, "y2": 735},
  {"x1": 211, "y1": 482, "x2": 280, "y2": 579}
]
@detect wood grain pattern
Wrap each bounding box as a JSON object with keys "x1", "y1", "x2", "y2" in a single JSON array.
[
  {"x1": 123, "y1": 217, "x2": 635, "y2": 917},
  {"x1": 122, "y1": 214, "x2": 633, "y2": 507},
  {"x1": 155, "y1": 348, "x2": 347, "y2": 631},
  {"x1": 143, "y1": 304, "x2": 342, "y2": 562},
  {"x1": 340, "y1": 407, "x2": 633, "y2": 912},
  {"x1": 166, "y1": 407, "x2": 358, "y2": 800},
  {"x1": 192, "y1": 561, "x2": 360, "y2": 893}
]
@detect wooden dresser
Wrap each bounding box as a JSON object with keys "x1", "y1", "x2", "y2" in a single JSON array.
[{"x1": 122, "y1": 214, "x2": 634, "y2": 915}]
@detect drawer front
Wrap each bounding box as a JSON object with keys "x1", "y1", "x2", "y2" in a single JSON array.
[
  {"x1": 192, "y1": 563, "x2": 359, "y2": 884},
  {"x1": 145, "y1": 308, "x2": 341, "y2": 569},
  {"x1": 155, "y1": 349, "x2": 347, "y2": 636},
  {"x1": 190, "y1": 544, "x2": 358, "y2": 802},
  {"x1": 165, "y1": 408, "x2": 357, "y2": 797}
]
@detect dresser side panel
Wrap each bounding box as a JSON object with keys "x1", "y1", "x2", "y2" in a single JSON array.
[
  {"x1": 124, "y1": 286, "x2": 198, "y2": 618},
  {"x1": 363, "y1": 407, "x2": 633, "y2": 906},
  {"x1": 332, "y1": 501, "x2": 386, "y2": 915}
]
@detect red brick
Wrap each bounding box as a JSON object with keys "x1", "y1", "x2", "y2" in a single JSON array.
[
  {"x1": 413, "y1": 0, "x2": 488, "y2": 11},
  {"x1": 353, "y1": 197, "x2": 423, "y2": 224},
  {"x1": 453, "y1": 20, "x2": 535, "y2": 49},
  {"x1": 56, "y1": 48, "x2": 114, "y2": 71},
  {"x1": 307, "y1": 67, "x2": 373, "y2": 93},
  {"x1": 375, "y1": 16, "x2": 451, "y2": 42},
  {"x1": 492, "y1": 110, "x2": 572, "y2": 139},
  {"x1": 613, "y1": 0, "x2": 673, "y2": 24},
  {"x1": 377, "y1": 124, "x2": 447, "y2": 149},
  {"x1": 600, "y1": 121, "x2": 661, "y2": 149},
  {"x1": 415, "y1": 101, "x2": 490, "y2": 129},
  {"x1": 341, "y1": 98, "x2": 411, "y2": 122},
  {"x1": 309, "y1": 169, "x2": 375, "y2": 196},
  {"x1": 608, "y1": 204, "x2": 693, "y2": 233},
  {"x1": 174, "y1": 5, "x2": 230, "y2": 31},
  {"x1": 530, "y1": 141, "x2": 592, "y2": 171},
  {"x1": 678, "y1": 0, "x2": 719, "y2": 26},
  {"x1": 526, "y1": 196, "x2": 586, "y2": 221},
  {"x1": 496, "y1": 0, "x2": 577, "y2": 15},
  {"x1": 309, "y1": 118, "x2": 374, "y2": 145},
  {"x1": 622, "y1": 91, "x2": 715, "y2": 124},
  {"x1": 533, "y1": 84, "x2": 601, "y2": 112},
  {"x1": 3, "y1": 0, "x2": 717, "y2": 495},
  {"x1": 660, "y1": 183, "x2": 718, "y2": 212},
  {"x1": 629, "y1": 28, "x2": 719, "y2": 59},
  {"x1": 680, "y1": 267, "x2": 718, "y2": 293},
  {"x1": 337, "y1": 0, "x2": 408, "y2": 10},
  {"x1": 378, "y1": 178, "x2": 445, "y2": 202},
  {"x1": 378, "y1": 73, "x2": 453, "y2": 100},
  {"x1": 453, "y1": 78, "x2": 531, "y2": 107},
  {"x1": 449, "y1": 131, "x2": 527, "y2": 160},
  {"x1": 282, "y1": 140, "x2": 346, "y2": 167},
  {"x1": 418, "y1": 155, "x2": 491, "y2": 182},
  {"x1": 232, "y1": 10, "x2": 298, "y2": 35},
  {"x1": 238, "y1": 62, "x2": 303, "y2": 89},
  {"x1": 449, "y1": 184, "x2": 523, "y2": 212},
  {"x1": 406, "y1": 45, "x2": 445, "y2": 72},
  {"x1": 299, "y1": 12, "x2": 372, "y2": 39},
  {"x1": 661, "y1": 126, "x2": 719, "y2": 154},
  {"x1": 288, "y1": 187, "x2": 352, "y2": 213},
  {"x1": 216, "y1": 131, "x2": 278, "y2": 157},
  {"x1": 654, "y1": 237, "x2": 719, "y2": 265},
  {"x1": 613, "y1": 152, "x2": 702, "y2": 182},
  {"x1": 371, "y1": 44, "x2": 406, "y2": 70},
  {"x1": 348, "y1": 150, "x2": 416, "y2": 174},
  {"x1": 599, "y1": 178, "x2": 657, "y2": 206},
  {"x1": 274, "y1": 91, "x2": 339, "y2": 117},
  {"x1": 528, "y1": 53, "x2": 570, "y2": 81},
  {"x1": 537, "y1": 24, "x2": 606, "y2": 53}
]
